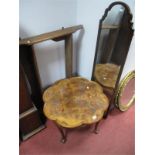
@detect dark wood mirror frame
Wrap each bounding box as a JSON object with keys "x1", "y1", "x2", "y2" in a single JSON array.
[{"x1": 91, "y1": 1, "x2": 134, "y2": 118}]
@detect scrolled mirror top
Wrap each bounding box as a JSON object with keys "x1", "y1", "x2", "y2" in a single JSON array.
[{"x1": 100, "y1": 1, "x2": 132, "y2": 22}]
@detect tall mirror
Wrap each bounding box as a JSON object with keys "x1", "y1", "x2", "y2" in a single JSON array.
[{"x1": 92, "y1": 2, "x2": 134, "y2": 116}]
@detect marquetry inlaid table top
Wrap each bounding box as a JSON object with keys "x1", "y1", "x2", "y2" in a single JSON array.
[{"x1": 43, "y1": 77, "x2": 109, "y2": 128}]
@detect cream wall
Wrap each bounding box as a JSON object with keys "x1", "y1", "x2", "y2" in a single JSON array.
[
  {"x1": 19, "y1": 0, "x2": 77, "y2": 88},
  {"x1": 20, "y1": 0, "x2": 135, "y2": 88}
]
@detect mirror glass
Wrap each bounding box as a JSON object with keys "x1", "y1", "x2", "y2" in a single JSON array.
[
  {"x1": 92, "y1": 3, "x2": 133, "y2": 99},
  {"x1": 120, "y1": 78, "x2": 135, "y2": 106}
]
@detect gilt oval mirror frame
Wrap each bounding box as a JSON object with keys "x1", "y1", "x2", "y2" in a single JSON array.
[
  {"x1": 115, "y1": 70, "x2": 135, "y2": 111},
  {"x1": 92, "y1": 1, "x2": 134, "y2": 115}
]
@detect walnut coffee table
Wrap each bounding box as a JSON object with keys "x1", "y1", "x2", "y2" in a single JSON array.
[{"x1": 43, "y1": 77, "x2": 109, "y2": 143}]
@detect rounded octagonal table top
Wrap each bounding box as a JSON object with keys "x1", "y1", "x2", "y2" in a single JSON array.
[{"x1": 43, "y1": 77, "x2": 109, "y2": 128}]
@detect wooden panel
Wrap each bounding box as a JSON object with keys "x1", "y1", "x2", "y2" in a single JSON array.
[
  {"x1": 19, "y1": 45, "x2": 43, "y2": 111},
  {"x1": 20, "y1": 110, "x2": 44, "y2": 137},
  {"x1": 19, "y1": 65, "x2": 33, "y2": 114},
  {"x1": 20, "y1": 25, "x2": 83, "y2": 45},
  {"x1": 20, "y1": 107, "x2": 37, "y2": 119},
  {"x1": 22, "y1": 125, "x2": 45, "y2": 140},
  {"x1": 65, "y1": 34, "x2": 73, "y2": 78}
]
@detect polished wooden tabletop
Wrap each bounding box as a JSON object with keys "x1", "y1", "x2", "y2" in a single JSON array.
[{"x1": 43, "y1": 77, "x2": 109, "y2": 128}]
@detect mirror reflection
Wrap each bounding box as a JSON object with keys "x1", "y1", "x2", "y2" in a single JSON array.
[
  {"x1": 93, "y1": 3, "x2": 132, "y2": 97},
  {"x1": 120, "y1": 78, "x2": 135, "y2": 107}
]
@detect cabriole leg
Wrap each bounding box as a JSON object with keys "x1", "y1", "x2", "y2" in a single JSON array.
[
  {"x1": 55, "y1": 124, "x2": 67, "y2": 143},
  {"x1": 93, "y1": 121, "x2": 100, "y2": 134}
]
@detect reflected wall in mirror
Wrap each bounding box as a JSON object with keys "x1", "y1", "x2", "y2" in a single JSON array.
[
  {"x1": 92, "y1": 2, "x2": 134, "y2": 116},
  {"x1": 115, "y1": 71, "x2": 135, "y2": 111}
]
